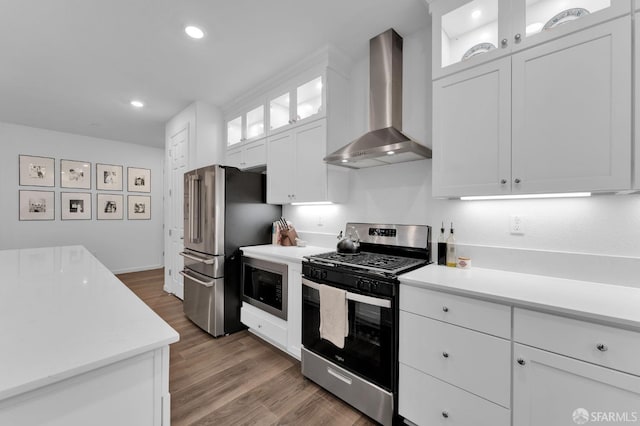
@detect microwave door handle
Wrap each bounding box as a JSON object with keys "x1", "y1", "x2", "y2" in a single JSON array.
[
  {"x1": 179, "y1": 270, "x2": 214, "y2": 287},
  {"x1": 301, "y1": 278, "x2": 391, "y2": 309}
]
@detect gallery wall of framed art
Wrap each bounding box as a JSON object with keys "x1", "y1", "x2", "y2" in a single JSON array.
[{"x1": 2, "y1": 122, "x2": 165, "y2": 273}]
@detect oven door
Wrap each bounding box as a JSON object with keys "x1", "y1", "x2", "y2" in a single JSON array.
[{"x1": 301, "y1": 277, "x2": 395, "y2": 391}]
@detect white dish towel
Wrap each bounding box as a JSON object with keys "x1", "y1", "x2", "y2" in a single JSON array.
[{"x1": 319, "y1": 284, "x2": 349, "y2": 349}]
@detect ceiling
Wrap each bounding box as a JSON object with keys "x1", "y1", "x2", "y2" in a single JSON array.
[{"x1": 0, "y1": 0, "x2": 429, "y2": 148}]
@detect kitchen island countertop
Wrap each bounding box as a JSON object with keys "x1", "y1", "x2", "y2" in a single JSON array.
[
  {"x1": 401, "y1": 264, "x2": 640, "y2": 330},
  {"x1": 0, "y1": 245, "x2": 179, "y2": 401}
]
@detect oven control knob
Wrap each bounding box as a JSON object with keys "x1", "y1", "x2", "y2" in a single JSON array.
[
  {"x1": 320, "y1": 270, "x2": 327, "y2": 280},
  {"x1": 358, "y1": 280, "x2": 371, "y2": 292},
  {"x1": 312, "y1": 269, "x2": 321, "y2": 279}
]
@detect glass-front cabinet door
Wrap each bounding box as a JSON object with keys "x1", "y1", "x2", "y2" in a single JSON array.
[
  {"x1": 226, "y1": 116, "x2": 242, "y2": 147},
  {"x1": 511, "y1": 0, "x2": 628, "y2": 51},
  {"x1": 245, "y1": 105, "x2": 264, "y2": 140},
  {"x1": 267, "y1": 75, "x2": 324, "y2": 135},
  {"x1": 432, "y1": 0, "x2": 512, "y2": 79}
]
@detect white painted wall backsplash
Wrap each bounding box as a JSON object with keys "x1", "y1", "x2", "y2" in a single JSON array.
[
  {"x1": 0, "y1": 122, "x2": 164, "y2": 273},
  {"x1": 285, "y1": 27, "x2": 640, "y2": 288}
]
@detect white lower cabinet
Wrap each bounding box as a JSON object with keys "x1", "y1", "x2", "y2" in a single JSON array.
[
  {"x1": 240, "y1": 256, "x2": 302, "y2": 360},
  {"x1": 513, "y1": 344, "x2": 640, "y2": 426},
  {"x1": 399, "y1": 364, "x2": 510, "y2": 426},
  {"x1": 241, "y1": 303, "x2": 287, "y2": 350},
  {"x1": 399, "y1": 286, "x2": 511, "y2": 426},
  {"x1": 513, "y1": 308, "x2": 640, "y2": 426}
]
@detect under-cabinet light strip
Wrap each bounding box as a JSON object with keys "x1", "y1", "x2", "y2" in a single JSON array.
[
  {"x1": 290, "y1": 201, "x2": 334, "y2": 206},
  {"x1": 460, "y1": 192, "x2": 592, "y2": 201}
]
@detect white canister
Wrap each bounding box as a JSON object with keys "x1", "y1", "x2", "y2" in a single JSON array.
[{"x1": 457, "y1": 256, "x2": 471, "y2": 269}]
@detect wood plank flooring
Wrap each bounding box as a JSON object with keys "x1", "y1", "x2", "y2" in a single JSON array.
[{"x1": 117, "y1": 269, "x2": 377, "y2": 426}]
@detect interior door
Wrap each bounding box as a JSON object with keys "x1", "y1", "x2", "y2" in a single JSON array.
[{"x1": 167, "y1": 126, "x2": 188, "y2": 299}]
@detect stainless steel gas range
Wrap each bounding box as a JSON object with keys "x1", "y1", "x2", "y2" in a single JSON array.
[{"x1": 301, "y1": 223, "x2": 431, "y2": 425}]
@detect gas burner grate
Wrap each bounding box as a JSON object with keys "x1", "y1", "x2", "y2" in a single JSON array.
[{"x1": 307, "y1": 251, "x2": 427, "y2": 275}]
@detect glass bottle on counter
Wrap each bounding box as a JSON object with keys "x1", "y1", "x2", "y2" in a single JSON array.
[
  {"x1": 437, "y1": 222, "x2": 447, "y2": 265},
  {"x1": 446, "y1": 223, "x2": 457, "y2": 268}
]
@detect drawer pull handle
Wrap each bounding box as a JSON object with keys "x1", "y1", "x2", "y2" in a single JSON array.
[
  {"x1": 442, "y1": 306, "x2": 449, "y2": 313},
  {"x1": 442, "y1": 411, "x2": 449, "y2": 419},
  {"x1": 596, "y1": 343, "x2": 608, "y2": 352},
  {"x1": 442, "y1": 351, "x2": 449, "y2": 359},
  {"x1": 517, "y1": 358, "x2": 526, "y2": 366}
]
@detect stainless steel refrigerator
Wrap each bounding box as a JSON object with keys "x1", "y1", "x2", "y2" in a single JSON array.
[{"x1": 180, "y1": 165, "x2": 281, "y2": 337}]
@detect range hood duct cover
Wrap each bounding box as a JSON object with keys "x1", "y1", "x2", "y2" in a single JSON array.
[{"x1": 324, "y1": 29, "x2": 431, "y2": 169}]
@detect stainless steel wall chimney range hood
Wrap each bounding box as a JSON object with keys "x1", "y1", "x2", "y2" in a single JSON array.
[{"x1": 324, "y1": 29, "x2": 431, "y2": 169}]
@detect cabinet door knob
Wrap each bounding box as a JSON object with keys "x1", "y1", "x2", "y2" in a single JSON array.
[
  {"x1": 517, "y1": 358, "x2": 526, "y2": 366},
  {"x1": 442, "y1": 411, "x2": 449, "y2": 419},
  {"x1": 442, "y1": 306, "x2": 449, "y2": 312},
  {"x1": 515, "y1": 33, "x2": 522, "y2": 42},
  {"x1": 597, "y1": 343, "x2": 608, "y2": 352},
  {"x1": 501, "y1": 38, "x2": 508, "y2": 47},
  {"x1": 500, "y1": 179, "x2": 507, "y2": 184},
  {"x1": 442, "y1": 351, "x2": 449, "y2": 358},
  {"x1": 514, "y1": 178, "x2": 521, "y2": 184}
]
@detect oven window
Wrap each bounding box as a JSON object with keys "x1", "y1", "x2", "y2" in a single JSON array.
[
  {"x1": 243, "y1": 265, "x2": 282, "y2": 310},
  {"x1": 301, "y1": 284, "x2": 394, "y2": 390}
]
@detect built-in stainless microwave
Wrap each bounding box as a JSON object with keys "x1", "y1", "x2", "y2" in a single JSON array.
[{"x1": 241, "y1": 256, "x2": 288, "y2": 320}]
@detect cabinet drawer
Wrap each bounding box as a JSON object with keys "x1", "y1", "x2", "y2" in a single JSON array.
[
  {"x1": 399, "y1": 363, "x2": 510, "y2": 426},
  {"x1": 514, "y1": 308, "x2": 640, "y2": 376},
  {"x1": 399, "y1": 311, "x2": 511, "y2": 407},
  {"x1": 241, "y1": 304, "x2": 287, "y2": 349},
  {"x1": 401, "y1": 285, "x2": 511, "y2": 338}
]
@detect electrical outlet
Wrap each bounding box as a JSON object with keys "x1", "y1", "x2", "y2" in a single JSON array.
[{"x1": 510, "y1": 215, "x2": 525, "y2": 234}]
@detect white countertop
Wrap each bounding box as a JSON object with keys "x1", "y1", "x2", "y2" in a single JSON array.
[
  {"x1": 401, "y1": 264, "x2": 640, "y2": 330},
  {"x1": 0, "y1": 245, "x2": 179, "y2": 401},
  {"x1": 240, "y1": 244, "x2": 332, "y2": 263}
]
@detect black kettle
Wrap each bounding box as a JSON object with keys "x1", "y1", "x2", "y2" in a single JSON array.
[{"x1": 336, "y1": 226, "x2": 360, "y2": 255}]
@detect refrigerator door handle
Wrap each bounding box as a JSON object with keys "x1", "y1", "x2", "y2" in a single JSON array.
[
  {"x1": 179, "y1": 251, "x2": 215, "y2": 265},
  {"x1": 188, "y1": 175, "x2": 201, "y2": 243},
  {"x1": 179, "y1": 270, "x2": 214, "y2": 287}
]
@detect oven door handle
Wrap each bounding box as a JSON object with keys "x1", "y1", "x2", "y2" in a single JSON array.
[
  {"x1": 302, "y1": 278, "x2": 391, "y2": 309},
  {"x1": 179, "y1": 270, "x2": 214, "y2": 287}
]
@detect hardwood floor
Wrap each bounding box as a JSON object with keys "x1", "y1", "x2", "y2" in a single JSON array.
[{"x1": 117, "y1": 269, "x2": 377, "y2": 426}]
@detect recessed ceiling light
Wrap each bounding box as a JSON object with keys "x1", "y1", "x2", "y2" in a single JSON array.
[
  {"x1": 185, "y1": 26, "x2": 205, "y2": 39},
  {"x1": 471, "y1": 10, "x2": 482, "y2": 19},
  {"x1": 130, "y1": 100, "x2": 144, "y2": 108}
]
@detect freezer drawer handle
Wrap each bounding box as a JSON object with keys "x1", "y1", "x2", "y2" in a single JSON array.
[
  {"x1": 179, "y1": 251, "x2": 215, "y2": 265},
  {"x1": 179, "y1": 270, "x2": 214, "y2": 287}
]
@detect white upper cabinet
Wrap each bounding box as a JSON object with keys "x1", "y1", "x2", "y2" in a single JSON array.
[
  {"x1": 226, "y1": 102, "x2": 266, "y2": 147},
  {"x1": 431, "y1": 0, "x2": 630, "y2": 79},
  {"x1": 433, "y1": 57, "x2": 512, "y2": 197},
  {"x1": 432, "y1": 0, "x2": 513, "y2": 80},
  {"x1": 511, "y1": 17, "x2": 631, "y2": 194},
  {"x1": 268, "y1": 73, "x2": 325, "y2": 134},
  {"x1": 432, "y1": 3, "x2": 632, "y2": 197}
]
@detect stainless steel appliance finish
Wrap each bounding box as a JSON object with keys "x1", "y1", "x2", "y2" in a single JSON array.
[
  {"x1": 324, "y1": 29, "x2": 432, "y2": 169},
  {"x1": 301, "y1": 348, "x2": 394, "y2": 426},
  {"x1": 241, "y1": 256, "x2": 288, "y2": 320},
  {"x1": 301, "y1": 223, "x2": 431, "y2": 425},
  {"x1": 182, "y1": 165, "x2": 281, "y2": 337}
]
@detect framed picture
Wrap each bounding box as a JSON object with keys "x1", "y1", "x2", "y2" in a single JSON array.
[
  {"x1": 127, "y1": 167, "x2": 151, "y2": 193},
  {"x1": 19, "y1": 155, "x2": 55, "y2": 187},
  {"x1": 97, "y1": 193, "x2": 123, "y2": 220},
  {"x1": 96, "y1": 163, "x2": 123, "y2": 191},
  {"x1": 19, "y1": 190, "x2": 55, "y2": 221},
  {"x1": 61, "y1": 192, "x2": 91, "y2": 220},
  {"x1": 60, "y1": 159, "x2": 91, "y2": 189},
  {"x1": 128, "y1": 195, "x2": 151, "y2": 220}
]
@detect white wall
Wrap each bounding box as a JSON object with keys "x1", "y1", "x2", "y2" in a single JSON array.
[
  {"x1": 0, "y1": 122, "x2": 164, "y2": 273},
  {"x1": 285, "y1": 26, "x2": 640, "y2": 287}
]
